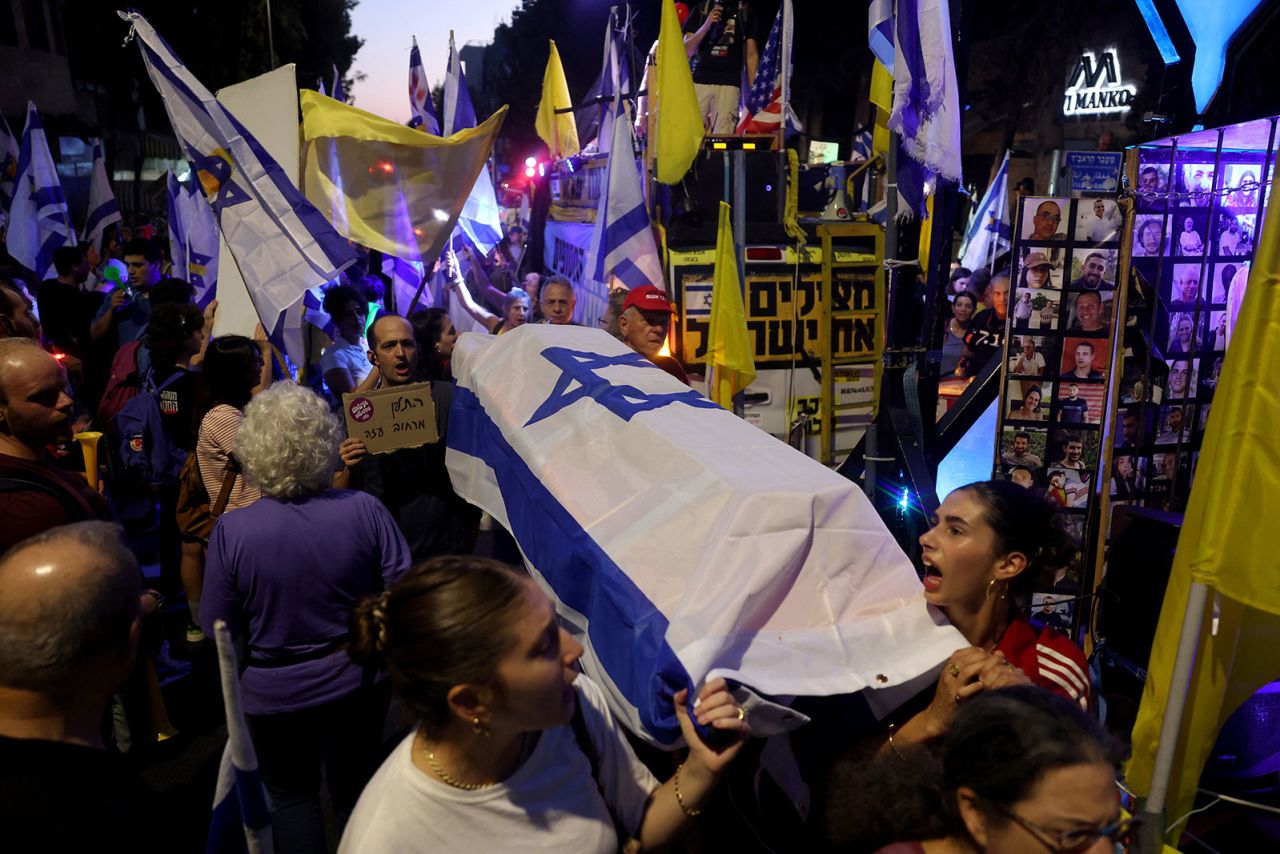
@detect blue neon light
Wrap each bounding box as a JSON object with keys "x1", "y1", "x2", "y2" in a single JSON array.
[
  {"x1": 1134, "y1": 0, "x2": 1181, "y2": 66},
  {"x1": 1175, "y1": 0, "x2": 1265, "y2": 114}
]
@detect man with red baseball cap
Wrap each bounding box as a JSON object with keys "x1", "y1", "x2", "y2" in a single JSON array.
[{"x1": 617, "y1": 284, "x2": 689, "y2": 385}]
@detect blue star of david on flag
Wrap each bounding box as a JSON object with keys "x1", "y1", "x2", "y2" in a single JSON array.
[{"x1": 525, "y1": 348, "x2": 719, "y2": 427}]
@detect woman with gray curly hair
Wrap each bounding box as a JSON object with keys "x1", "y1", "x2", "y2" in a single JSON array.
[{"x1": 201, "y1": 381, "x2": 412, "y2": 852}]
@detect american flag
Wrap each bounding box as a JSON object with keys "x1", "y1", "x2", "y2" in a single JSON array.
[{"x1": 736, "y1": 0, "x2": 795, "y2": 135}]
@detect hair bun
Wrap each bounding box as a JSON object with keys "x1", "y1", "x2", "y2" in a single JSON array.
[{"x1": 349, "y1": 590, "x2": 391, "y2": 667}]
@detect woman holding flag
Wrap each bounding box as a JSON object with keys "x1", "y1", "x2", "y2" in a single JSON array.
[{"x1": 340, "y1": 556, "x2": 750, "y2": 852}]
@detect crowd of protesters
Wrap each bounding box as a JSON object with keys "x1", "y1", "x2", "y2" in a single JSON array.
[{"x1": 0, "y1": 213, "x2": 1118, "y2": 853}]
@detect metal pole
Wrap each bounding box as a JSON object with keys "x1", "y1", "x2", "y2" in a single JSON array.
[
  {"x1": 866, "y1": 136, "x2": 898, "y2": 498},
  {"x1": 1138, "y1": 580, "x2": 1211, "y2": 853},
  {"x1": 264, "y1": 0, "x2": 276, "y2": 70},
  {"x1": 732, "y1": 148, "x2": 747, "y2": 417}
]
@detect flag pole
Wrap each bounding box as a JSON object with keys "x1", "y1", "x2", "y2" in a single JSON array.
[{"x1": 1137, "y1": 580, "x2": 1211, "y2": 853}]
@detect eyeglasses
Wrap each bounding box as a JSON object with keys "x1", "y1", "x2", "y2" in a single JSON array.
[
  {"x1": 1036, "y1": 212, "x2": 1062, "y2": 223},
  {"x1": 986, "y1": 801, "x2": 1138, "y2": 852}
]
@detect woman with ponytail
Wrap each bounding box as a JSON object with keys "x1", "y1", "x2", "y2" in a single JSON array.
[
  {"x1": 341, "y1": 556, "x2": 750, "y2": 853},
  {"x1": 885, "y1": 480, "x2": 1090, "y2": 758}
]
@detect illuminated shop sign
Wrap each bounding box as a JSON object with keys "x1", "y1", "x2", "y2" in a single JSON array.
[{"x1": 1062, "y1": 50, "x2": 1137, "y2": 117}]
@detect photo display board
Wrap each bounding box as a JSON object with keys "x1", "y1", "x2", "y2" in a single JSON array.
[
  {"x1": 1117, "y1": 131, "x2": 1276, "y2": 513},
  {"x1": 991, "y1": 195, "x2": 1126, "y2": 631}
]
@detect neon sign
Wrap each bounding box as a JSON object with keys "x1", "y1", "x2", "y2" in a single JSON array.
[{"x1": 1062, "y1": 50, "x2": 1137, "y2": 116}]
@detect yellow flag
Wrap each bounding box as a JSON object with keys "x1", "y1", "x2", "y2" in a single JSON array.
[
  {"x1": 1127, "y1": 164, "x2": 1280, "y2": 836},
  {"x1": 299, "y1": 90, "x2": 506, "y2": 262},
  {"x1": 653, "y1": 0, "x2": 703, "y2": 184},
  {"x1": 707, "y1": 202, "x2": 756, "y2": 408},
  {"x1": 534, "y1": 40, "x2": 580, "y2": 159},
  {"x1": 870, "y1": 59, "x2": 892, "y2": 158}
]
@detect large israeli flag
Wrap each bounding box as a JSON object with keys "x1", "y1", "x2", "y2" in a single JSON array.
[
  {"x1": 166, "y1": 172, "x2": 220, "y2": 307},
  {"x1": 446, "y1": 326, "x2": 965, "y2": 747},
  {"x1": 83, "y1": 140, "x2": 122, "y2": 253},
  {"x1": 207, "y1": 621, "x2": 273, "y2": 854},
  {"x1": 408, "y1": 36, "x2": 441, "y2": 135},
  {"x1": 443, "y1": 31, "x2": 503, "y2": 253},
  {"x1": 586, "y1": 98, "x2": 664, "y2": 292},
  {"x1": 121, "y1": 11, "x2": 356, "y2": 323},
  {"x1": 4, "y1": 102, "x2": 74, "y2": 282},
  {"x1": 959, "y1": 151, "x2": 1011, "y2": 273}
]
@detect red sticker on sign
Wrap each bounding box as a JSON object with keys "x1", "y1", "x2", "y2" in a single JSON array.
[{"x1": 349, "y1": 397, "x2": 373, "y2": 422}]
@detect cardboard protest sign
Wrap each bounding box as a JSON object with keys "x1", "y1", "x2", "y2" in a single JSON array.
[{"x1": 342, "y1": 382, "x2": 438, "y2": 454}]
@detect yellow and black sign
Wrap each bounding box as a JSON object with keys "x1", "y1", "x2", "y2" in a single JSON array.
[{"x1": 677, "y1": 269, "x2": 881, "y2": 366}]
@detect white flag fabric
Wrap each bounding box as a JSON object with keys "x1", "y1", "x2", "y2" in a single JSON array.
[
  {"x1": 83, "y1": 140, "x2": 122, "y2": 253},
  {"x1": 442, "y1": 31, "x2": 503, "y2": 253},
  {"x1": 207, "y1": 621, "x2": 274, "y2": 853},
  {"x1": 586, "y1": 98, "x2": 664, "y2": 291},
  {"x1": 446, "y1": 326, "x2": 964, "y2": 745},
  {"x1": 167, "y1": 172, "x2": 220, "y2": 307},
  {"x1": 959, "y1": 151, "x2": 1012, "y2": 272},
  {"x1": 122, "y1": 11, "x2": 356, "y2": 323},
  {"x1": 4, "y1": 102, "x2": 74, "y2": 282},
  {"x1": 888, "y1": 0, "x2": 963, "y2": 186}
]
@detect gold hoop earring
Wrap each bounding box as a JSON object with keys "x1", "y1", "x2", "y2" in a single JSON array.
[{"x1": 986, "y1": 578, "x2": 1007, "y2": 601}]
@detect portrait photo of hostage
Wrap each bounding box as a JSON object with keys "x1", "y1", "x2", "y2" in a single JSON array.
[
  {"x1": 1175, "y1": 213, "x2": 1206, "y2": 256},
  {"x1": 1067, "y1": 249, "x2": 1117, "y2": 291},
  {"x1": 1066, "y1": 290, "x2": 1112, "y2": 334},
  {"x1": 1075, "y1": 197, "x2": 1122, "y2": 244},
  {"x1": 1059, "y1": 336, "x2": 1108, "y2": 381},
  {"x1": 1165, "y1": 357, "x2": 1199, "y2": 401},
  {"x1": 1209, "y1": 263, "x2": 1241, "y2": 304},
  {"x1": 1021, "y1": 197, "x2": 1070, "y2": 241},
  {"x1": 1166, "y1": 311, "x2": 1201, "y2": 356},
  {"x1": 1169, "y1": 264, "x2": 1202, "y2": 307},
  {"x1": 1180, "y1": 162, "x2": 1216, "y2": 206},
  {"x1": 1016, "y1": 250, "x2": 1063, "y2": 290},
  {"x1": 1152, "y1": 450, "x2": 1182, "y2": 483},
  {"x1": 1201, "y1": 356, "x2": 1223, "y2": 392},
  {"x1": 1114, "y1": 406, "x2": 1146, "y2": 448},
  {"x1": 1032, "y1": 593, "x2": 1072, "y2": 631},
  {"x1": 1010, "y1": 290, "x2": 1060, "y2": 332},
  {"x1": 1004, "y1": 465, "x2": 1038, "y2": 490},
  {"x1": 1225, "y1": 163, "x2": 1261, "y2": 209},
  {"x1": 1198, "y1": 404, "x2": 1213, "y2": 435},
  {"x1": 1049, "y1": 429, "x2": 1097, "y2": 473},
  {"x1": 1044, "y1": 468, "x2": 1089, "y2": 508},
  {"x1": 1000, "y1": 426, "x2": 1047, "y2": 470},
  {"x1": 1007, "y1": 381, "x2": 1051, "y2": 422},
  {"x1": 1055, "y1": 381, "x2": 1105, "y2": 425},
  {"x1": 1215, "y1": 212, "x2": 1255, "y2": 258},
  {"x1": 1110, "y1": 453, "x2": 1145, "y2": 500},
  {"x1": 1155, "y1": 405, "x2": 1188, "y2": 445},
  {"x1": 1136, "y1": 163, "x2": 1170, "y2": 209},
  {"x1": 1132, "y1": 215, "x2": 1168, "y2": 257},
  {"x1": 1207, "y1": 311, "x2": 1228, "y2": 351}
]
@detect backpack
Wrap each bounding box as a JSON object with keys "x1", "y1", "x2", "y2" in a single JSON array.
[
  {"x1": 97, "y1": 340, "x2": 144, "y2": 425},
  {"x1": 113, "y1": 368, "x2": 188, "y2": 485},
  {"x1": 174, "y1": 452, "x2": 240, "y2": 543}
]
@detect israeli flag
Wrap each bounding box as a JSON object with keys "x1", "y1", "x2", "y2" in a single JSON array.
[
  {"x1": 888, "y1": 0, "x2": 963, "y2": 214},
  {"x1": 443, "y1": 31, "x2": 503, "y2": 253},
  {"x1": 122, "y1": 11, "x2": 356, "y2": 323},
  {"x1": 959, "y1": 151, "x2": 1012, "y2": 272},
  {"x1": 586, "y1": 97, "x2": 664, "y2": 292},
  {"x1": 0, "y1": 112, "x2": 21, "y2": 229},
  {"x1": 446, "y1": 326, "x2": 964, "y2": 746},
  {"x1": 83, "y1": 140, "x2": 122, "y2": 253},
  {"x1": 408, "y1": 36, "x2": 441, "y2": 135},
  {"x1": 207, "y1": 621, "x2": 274, "y2": 854},
  {"x1": 166, "y1": 171, "x2": 220, "y2": 307},
  {"x1": 4, "y1": 102, "x2": 74, "y2": 282}
]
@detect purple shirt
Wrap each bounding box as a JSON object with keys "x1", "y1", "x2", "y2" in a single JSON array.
[{"x1": 202, "y1": 489, "x2": 411, "y2": 715}]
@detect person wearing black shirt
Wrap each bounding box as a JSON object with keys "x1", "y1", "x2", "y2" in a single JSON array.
[
  {"x1": 0, "y1": 522, "x2": 163, "y2": 852},
  {"x1": 683, "y1": 1, "x2": 760, "y2": 133},
  {"x1": 36, "y1": 245, "x2": 93, "y2": 360},
  {"x1": 960, "y1": 271, "x2": 1010, "y2": 377}
]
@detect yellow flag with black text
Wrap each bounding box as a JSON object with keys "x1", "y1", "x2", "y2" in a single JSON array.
[
  {"x1": 707, "y1": 202, "x2": 755, "y2": 408},
  {"x1": 534, "y1": 40, "x2": 580, "y2": 160},
  {"x1": 1127, "y1": 163, "x2": 1280, "y2": 838}
]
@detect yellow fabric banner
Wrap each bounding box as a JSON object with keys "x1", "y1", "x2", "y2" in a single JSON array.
[
  {"x1": 870, "y1": 60, "x2": 892, "y2": 158},
  {"x1": 707, "y1": 201, "x2": 756, "y2": 408},
  {"x1": 535, "y1": 40, "x2": 580, "y2": 160},
  {"x1": 653, "y1": 0, "x2": 704, "y2": 184},
  {"x1": 1127, "y1": 160, "x2": 1280, "y2": 837},
  {"x1": 299, "y1": 90, "x2": 506, "y2": 262}
]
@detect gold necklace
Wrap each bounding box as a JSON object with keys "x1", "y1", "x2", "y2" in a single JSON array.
[{"x1": 422, "y1": 743, "x2": 497, "y2": 791}]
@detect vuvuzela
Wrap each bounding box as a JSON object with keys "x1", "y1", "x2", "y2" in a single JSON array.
[{"x1": 74, "y1": 431, "x2": 103, "y2": 491}]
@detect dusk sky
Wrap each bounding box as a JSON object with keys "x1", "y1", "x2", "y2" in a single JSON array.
[{"x1": 349, "y1": 0, "x2": 522, "y2": 124}]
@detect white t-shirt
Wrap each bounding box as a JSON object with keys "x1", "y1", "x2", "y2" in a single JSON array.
[
  {"x1": 320, "y1": 337, "x2": 371, "y2": 386},
  {"x1": 339, "y1": 675, "x2": 659, "y2": 854}
]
